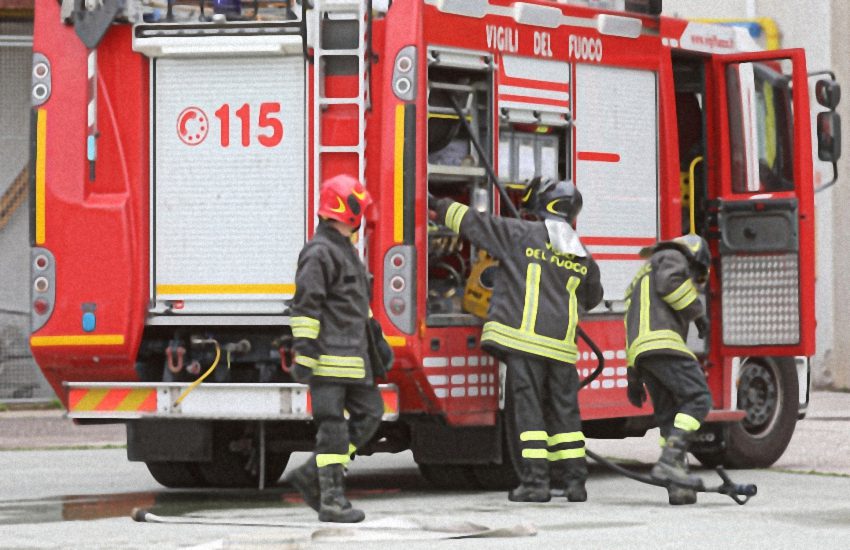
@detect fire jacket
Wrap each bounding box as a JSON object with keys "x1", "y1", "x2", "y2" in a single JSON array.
[
  {"x1": 433, "y1": 199, "x2": 603, "y2": 365},
  {"x1": 290, "y1": 221, "x2": 374, "y2": 384},
  {"x1": 624, "y1": 248, "x2": 704, "y2": 367}
]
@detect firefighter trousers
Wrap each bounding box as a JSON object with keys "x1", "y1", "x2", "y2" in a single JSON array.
[
  {"x1": 636, "y1": 354, "x2": 712, "y2": 440},
  {"x1": 308, "y1": 381, "x2": 384, "y2": 469},
  {"x1": 507, "y1": 354, "x2": 587, "y2": 488}
]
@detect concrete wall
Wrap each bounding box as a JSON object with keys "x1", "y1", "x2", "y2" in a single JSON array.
[{"x1": 827, "y1": 1, "x2": 850, "y2": 389}]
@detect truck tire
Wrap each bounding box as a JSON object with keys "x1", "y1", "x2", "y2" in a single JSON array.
[
  {"x1": 145, "y1": 461, "x2": 204, "y2": 488},
  {"x1": 694, "y1": 357, "x2": 798, "y2": 469},
  {"x1": 197, "y1": 423, "x2": 290, "y2": 488}
]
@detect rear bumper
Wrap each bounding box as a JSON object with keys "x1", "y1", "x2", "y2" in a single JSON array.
[{"x1": 66, "y1": 382, "x2": 399, "y2": 421}]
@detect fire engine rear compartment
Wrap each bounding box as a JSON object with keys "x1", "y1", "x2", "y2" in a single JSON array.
[{"x1": 140, "y1": 31, "x2": 306, "y2": 318}]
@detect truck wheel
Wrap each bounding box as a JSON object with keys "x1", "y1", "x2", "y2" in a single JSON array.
[
  {"x1": 471, "y1": 408, "x2": 520, "y2": 490},
  {"x1": 197, "y1": 423, "x2": 290, "y2": 488},
  {"x1": 417, "y1": 463, "x2": 481, "y2": 490},
  {"x1": 694, "y1": 357, "x2": 798, "y2": 469},
  {"x1": 145, "y1": 461, "x2": 204, "y2": 488}
]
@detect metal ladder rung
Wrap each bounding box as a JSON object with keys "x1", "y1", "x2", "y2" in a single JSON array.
[
  {"x1": 320, "y1": 97, "x2": 362, "y2": 105},
  {"x1": 317, "y1": 48, "x2": 362, "y2": 58},
  {"x1": 319, "y1": 0, "x2": 361, "y2": 12},
  {"x1": 319, "y1": 145, "x2": 361, "y2": 154}
]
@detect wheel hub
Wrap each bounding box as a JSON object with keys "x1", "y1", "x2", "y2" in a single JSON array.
[{"x1": 738, "y1": 362, "x2": 779, "y2": 436}]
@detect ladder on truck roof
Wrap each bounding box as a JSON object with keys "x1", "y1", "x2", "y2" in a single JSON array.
[{"x1": 309, "y1": 0, "x2": 370, "y2": 206}]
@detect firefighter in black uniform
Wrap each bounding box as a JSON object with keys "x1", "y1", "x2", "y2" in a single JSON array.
[
  {"x1": 285, "y1": 174, "x2": 387, "y2": 523},
  {"x1": 430, "y1": 178, "x2": 603, "y2": 503},
  {"x1": 624, "y1": 234, "x2": 712, "y2": 505}
]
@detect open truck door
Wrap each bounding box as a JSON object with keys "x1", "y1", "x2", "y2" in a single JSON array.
[
  {"x1": 699, "y1": 49, "x2": 823, "y2": 468},
  {"x1": 712, "y1": 49, "x2": 816, "y2": 357}
]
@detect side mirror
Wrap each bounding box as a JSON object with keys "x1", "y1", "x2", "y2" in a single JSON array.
[
  {"x1": 625, "y1": 0, "x2": 663, "y2": 16},
  {"x1": 815, "y1": 79, "x2": 841, "y2": 110},
  {"x1": 817, "y1": 111, "x2": 841, "y2": 162}
]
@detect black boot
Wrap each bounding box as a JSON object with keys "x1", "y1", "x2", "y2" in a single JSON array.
[
  {"x1": 668, "y1": 484, "x2": 697, "y2": 505},
  {"x1": 318, "y1": 464, "x2": 365, "y2": 523},
  {"x1": 651, "y1": 429, "x2": 700, "y2": 489},
  {"x1": 287, "y1": 459, "x2": 320, "y2": 512},
  {"x1": 666, "y1": 441, "x2": 697, "y2": 505},
  {"x1": 565, "y1": 479, "x2": 587, "y2": 502},
  {"x1": 552, "y1": 456, "x2": 588, "y2": 502},
  {"x1": 508, "y1": 459, "x2": 550, "y2": 503}
]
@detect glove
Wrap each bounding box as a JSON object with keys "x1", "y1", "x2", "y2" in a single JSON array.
[
  {"x1": 694, "y1": 316, "x2": 709, "y2": 340},
  {"x1": 291, "y1": 362, "x2": 313, "y2": 384},
  {"x1": 428, "y1": 192, "x2": 438, "y2": 211},
  {"x1": 626, "y1": 368, "x2": 646, "y2": 408},
  {"x1": 368, "y1": 318, "x2": 394, "y2": 378}
]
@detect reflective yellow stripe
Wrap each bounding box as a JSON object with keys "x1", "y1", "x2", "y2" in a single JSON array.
[
  {"x1": 521, "y1": 264, "x2": 541, "y2": 332},
  {"x1": 316, "y1": 453, "x2": 350, "y2": 468},
  {"x1": 627, "y1": 330, "x2": 696, "y2": 366},
  {"x1": 626, "y1": 271, "x2": 695, "y2": 366},
  {"x1": 480, "y1": 263, "x2": 581, "y2": 363},
  {"x1": 319, "y1": 355, "x2": 364, "y2": 367},
  {"x1": 565, "y1": 276, "x2": 580, "y2": 345},
  {"x1": 659, "y1": 436, "x2": 667, "y2": 447},
  {"x1": 639, "y1": 275, "x2": 651, "y2": 335},
  {"x1": 547, "y1": 432, "x2": 585, "y2": 446},
  {"x1": 295, "y1": 355, "x2": 318, "y2": 369},
  {"x1": 385, "y1": 336, "x2": 406, "y2": 347},
  {"x1": 72, "y1": 389, "x2": 109, "y2": 411},
  {"x1": 668, "y1": 288, "x2": 697, "y2": 311},
  {"x1": 30, "y1": 334, "x2": 125, "y2": 347},
  {"x1": 291, "y1": 316, "x2": 320, "y2": 339},
  {"x1": 674, "y1": 413, "x2": 701, "y2": 432},
  {"x1": 662, "y1": 279, "x2": 698, "y2": 311},
  {"x1": 117, "y1": 389, "x2": 156, "y2": 412},
  {"x1": 156, "y1": 284, "x2": 295, "y2": 295},
  {"x1": 313, "y1": 355, "x2": 366, "y2": 379},
  {"x1": 35, "y1": 108, "x2": 46, "y2": 245},
  {"x1": 482, "y1": 322, "x2": 579, "y2": 364},
  {"x1": 547, "y1": 448, "x2": 586, "y2": 461},
  {"x1": 348, "y1": 443, "x2": 357, "y2": 455},
  {"x1": 520, "y1": 430, "x2": 549, "y2": 442},
  {"x1": 445, "y1": 202, "x2": 469, "y2": 233},
  {"x1": 521, "y1": 448, "x2": 548, "y2": 459},
  {"x1": 393, "y1": 104, "x2": 405, "y2": 243}
]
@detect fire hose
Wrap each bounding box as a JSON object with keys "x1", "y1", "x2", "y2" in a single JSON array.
[{"x1": 576, "y1": 327, "x2": 757, "y2": 505}]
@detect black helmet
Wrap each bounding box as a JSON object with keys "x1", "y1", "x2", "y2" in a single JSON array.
[
  {"x1": 521, "y1": 177, "x2": 583, "y2": 223},
  {"x1": 640, "y1": 234, "x2": 711, "y2": 276}
]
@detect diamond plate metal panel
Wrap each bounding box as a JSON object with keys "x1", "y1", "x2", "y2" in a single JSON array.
[{"x1": 721, "y1": 253, "x2": 800, "y2": 346}]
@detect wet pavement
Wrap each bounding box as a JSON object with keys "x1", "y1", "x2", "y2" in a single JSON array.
[{"x1": 0, "y1": 392, "x2": 848, "y2": 548}]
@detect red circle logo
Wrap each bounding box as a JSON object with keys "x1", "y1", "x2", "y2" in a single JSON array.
[{"x1": 176, "y1": 107, "x2": 209, "y2": 146}]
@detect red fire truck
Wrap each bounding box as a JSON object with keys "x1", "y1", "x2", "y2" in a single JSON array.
[{"x1": 28, "y1": 0, "x2": 841, "y2": 489}]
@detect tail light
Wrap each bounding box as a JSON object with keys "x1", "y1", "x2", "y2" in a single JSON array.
[
  {"x1": 383, "y1": 245, "x2": 416, "y2": 334},
  {"x1": 31, "y1": 248, "x2": 56, "y2": 332}
]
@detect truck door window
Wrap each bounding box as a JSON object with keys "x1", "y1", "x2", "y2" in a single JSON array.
[{"x1": 726, "y1": 60, "x2": 795, "y2": 194}]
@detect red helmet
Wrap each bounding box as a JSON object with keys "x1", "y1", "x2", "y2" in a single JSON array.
[{"x1": 317, "y1": 174, "x2": 372, "y2": 229}]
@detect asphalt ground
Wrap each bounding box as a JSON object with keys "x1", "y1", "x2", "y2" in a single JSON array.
[{"x1": 1, "y1": 391, "x2": 848, "y2": 475}]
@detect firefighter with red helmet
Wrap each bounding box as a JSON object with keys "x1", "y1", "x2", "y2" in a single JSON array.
[
  {"x1": 429, "y1": 177, "x2": 603, "y2": 503},
  {"x1": 285, "y1": 174, "x2": 389, "y2": 523},
  {"x1": 624, "y1": 234, "x2": 713, "y2": 505}
]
